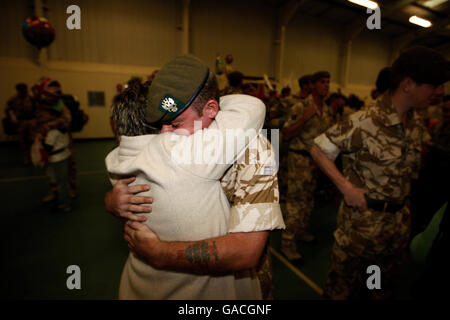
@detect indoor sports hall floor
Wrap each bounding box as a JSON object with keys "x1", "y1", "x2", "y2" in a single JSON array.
[{"x1": 0, "y1": 139, "x2": 423, "y2": 300}]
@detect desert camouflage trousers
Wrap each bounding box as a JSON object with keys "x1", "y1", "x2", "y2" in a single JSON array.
[
  {"x1": 323, "y1": 201, "x2": 411, "y2": 300},
  {"x1": 256, "y1": 245, "x2": 274, "y2": 300},
  {"x1": 282, "y1": 151, "x2": 317, "y2": 240}
]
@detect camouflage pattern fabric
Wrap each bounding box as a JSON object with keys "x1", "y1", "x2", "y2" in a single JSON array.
[
  {"x1": 256, "y1": 245, "x2": 275, "y2": 300},
  {"x1": 220, "y1": 86, "x2": 243, "y2": 96},
  {"x1": 283, "y1": 152, "x2": 316, "y2": 238},
  {"x1": 315, "y1": 92, "x2": 425, "y2": 299},
  {"x1": 282, "y1": 98, "x2": 333, "y2": 243},
  {"x1": 319, "y1": 92, "x2": 426, "y2": 202},
  {"x1": 222, "y1": 134, "x2": 284, "y2": 232},
  {"x1": 323, "y1": 202, "x2": 411, "y2": 300},
  {"x1": 221, "y1": 133, "x2": 285, "y2": 300},
  {"x1": 280, "y1": 96, "x2": 300, "y2": 111},
  {"x1": 284, "y1": 97, "x2": 334, "y2": 152}
]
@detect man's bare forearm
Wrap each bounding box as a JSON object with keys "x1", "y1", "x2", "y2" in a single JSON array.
[
  {"x1": 310, "y1": 144, "x2": 351, "y2": 194},
  {"x1": 152, "y1": 232, "x2": 269, "y2": 275}
]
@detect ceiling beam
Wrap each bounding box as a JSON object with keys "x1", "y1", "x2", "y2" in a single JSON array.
[
  {"x1": 274, "y1": 0, "x2": 306, "y2": 81},
  {"x1": 410, "y1": 2, "x2": 449, "y2": 18},
  {"x1": 345, "y1": 0, "x2": 417, "y2": 39},
  {"x1": 397, "y1": 16, "x2": 450, "y2": 47},
  {"x1": 277, "y1": 0, "x2": 305, "y2": 27},
  {"x1": 391, "y1": 16, "x2": 450, "y2": 63}
]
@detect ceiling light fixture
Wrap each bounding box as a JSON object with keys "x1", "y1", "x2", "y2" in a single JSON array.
[
  {"x1": 347, "y1": 0, "x2": 379, "y2": 10},
  {"x1": 409, "y1": 15, "x2": 432, "y2": 28},
  {"x1": 423, "y1": 0, "x2": 448, "y2": 8}
]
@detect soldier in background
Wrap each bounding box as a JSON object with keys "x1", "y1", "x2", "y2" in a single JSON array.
[
  {"x1": 326, "y1": 92, "x2": 348, "y2": 124},
  {"x1": 311, "y1": 47, "x2": 449, "y2": 299},
  {"x1": 5, "y1": 83, "x2": 36, "y2": 165},
  {"x1": 280, "y1": 71, "x2": 333, "y2": 261},
  {"x1": 295, "y1": 74, "x2": 313, "y2": 100},
  {"x1": 221, "y1": 71, "x2": 244, "y2": 95}
]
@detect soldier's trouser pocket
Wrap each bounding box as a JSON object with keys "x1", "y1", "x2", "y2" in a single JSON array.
[{"x1": 335, "y1": 204, "x2": 410, "y2": 258}]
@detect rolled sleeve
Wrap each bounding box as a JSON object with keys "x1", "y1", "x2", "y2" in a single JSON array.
[
  {"x1": 223, "y1": 134, "x2": 286, "y2": 233},
  {"x1": 314, "y1": 133, "x2": 341, "y2": 161},
  {"x1": 228, "y1": 203, "x2": 285, "y2": 233}
]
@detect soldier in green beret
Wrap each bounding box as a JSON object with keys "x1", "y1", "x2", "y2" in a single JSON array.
[
  {"x1": 105, "y1": 54, "x2": 285, "y2": 299},
  {"x1": 311, "y1": 46, "x2": 449, "y2": 299}
]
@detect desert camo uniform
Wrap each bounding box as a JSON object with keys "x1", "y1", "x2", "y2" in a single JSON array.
[
  {"x1": 221, "y1": 133, "x2": 285, "y2": 299},
  {"x1": 276, "y1": 95, "x2": 302, "y2": 203},
  {"x1": 281, "y1": 97, "x2": 333, "y2": 254},
  {"x1": 220, "y1": 86, "x2": 243, "y2": 96},
  {"x1": 314, "y1": 92, "x2": 427, "y2": 299}
]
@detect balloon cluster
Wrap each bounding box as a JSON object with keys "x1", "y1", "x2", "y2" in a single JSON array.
[
  {"x1": 22, "y1": 16, "x2": 55, "y2": 49},
  {"x1": 215, "y1": 54, "x2": 233, "y2": 75}
]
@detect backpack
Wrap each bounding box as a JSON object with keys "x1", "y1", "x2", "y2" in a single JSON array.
[{"x1": 61, "y1": 94, "x2": 89, "y2": 132}]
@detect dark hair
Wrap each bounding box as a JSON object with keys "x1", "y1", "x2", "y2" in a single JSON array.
[
  {"x1": 375, "y1": 67, "x2": 391, "y2": 94},
  {"x1": 348, "y1": 94, "x2": 364, "y2": 110},
  {"x1": 111, "y1": 81, "x2": 156, "y2": 136},
  {"x1": 16, "y1": 83, "x2": 27, "y2": 91},
  {"x1": 298, "y1": 75, "x2": 312, "y2": 89},
  {"x1": 281, "y1": 87, "x2": 291, "y2": 96},
  {"x1": 311, "y1": 71, "x2": 330, "y2": 83},
  {"x1": 191, "y1": 71, "x2": 220, "y2": 116},
  {"x1": 227, "y1": 71, "x2": 244, "y2": 88},
  {"x1": 325, "y1": 93, "x2": 347, "y2": 106}
]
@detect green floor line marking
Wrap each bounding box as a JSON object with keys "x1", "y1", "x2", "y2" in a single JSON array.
[
  {"x1": 269, "y1": 246, "x2": 324, "y2": 297},
  {"x1": 0, "y1": 170, "x2": 106, "y2": 183}
]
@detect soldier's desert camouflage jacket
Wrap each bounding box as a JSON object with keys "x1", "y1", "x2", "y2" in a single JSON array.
[
  {"x1": 284, "y1": 96, "x2": 334, "y2": 152},
  {"x1": 220, "y1": 133, "x2": 285, "y2": 300},
  {"x1": 221, "y1": 133, "x2": 285, "y2": 233},
  {"x1": 314, "y1": 92, "x2": 427, "y2": 203}
]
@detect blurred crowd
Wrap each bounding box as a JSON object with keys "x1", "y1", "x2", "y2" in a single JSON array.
[{"x1": 3, "y1": 78, "x2": 88, "y2": 212}]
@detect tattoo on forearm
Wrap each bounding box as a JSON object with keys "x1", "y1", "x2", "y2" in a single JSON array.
[
  {"x1": 212, "y1": 241, "x2": 219, "y2": 262},
  {"x1": 180, "y1": 241, "x2": 219, "y2": 265}
]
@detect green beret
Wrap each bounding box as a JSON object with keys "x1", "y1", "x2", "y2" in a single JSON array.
[
  {"x1": 392, "y1": 46, "x2": 450, "y2": 86},
  {"x1": 312, "y1": 71, "x2": 330, "y2": 82},
  {"x1": 146, "y1": 54, "x2": 209, "y2": 126}
]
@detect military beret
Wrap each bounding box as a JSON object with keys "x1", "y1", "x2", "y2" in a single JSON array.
[
  {"x1": 146, "y1": 54, "x2": 209, "y2": 126},
  {"x1": 392, "y1": 46, "x2": 450, "y2": 86},
  {"x1": 311, "y1": 71, "x2": 330, "y2": 82}
]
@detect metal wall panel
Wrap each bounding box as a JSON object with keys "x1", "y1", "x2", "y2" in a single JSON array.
[
  {"x1": 190, "y1": 0, "x2": 276, "y2": 77},
  {"x1": 46, "y1": 0, "x2": 178, "y2": 67},
  {"x1": 0, "y1": 0, "x2": 35, "y2": 59}
]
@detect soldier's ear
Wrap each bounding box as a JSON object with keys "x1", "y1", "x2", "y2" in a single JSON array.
[
  {"x1": 202, "y1": 99, "x2": 219, "y2": 119},
  {"x1": 401, "y1": 77, "x2": 415, "y2": 94}
]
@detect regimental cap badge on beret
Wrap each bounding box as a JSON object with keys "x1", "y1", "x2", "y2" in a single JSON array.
[{"x1": 159, "y1": 94, "x2": 181, "y2": 113}]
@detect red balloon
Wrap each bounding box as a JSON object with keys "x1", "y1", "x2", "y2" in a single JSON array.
[
  {"x1": 225, "y1": 54, "x2": 233, "y2": 65},
  {"x1": 22, "y1": 16, "x2": 55, "y2": 49}
]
